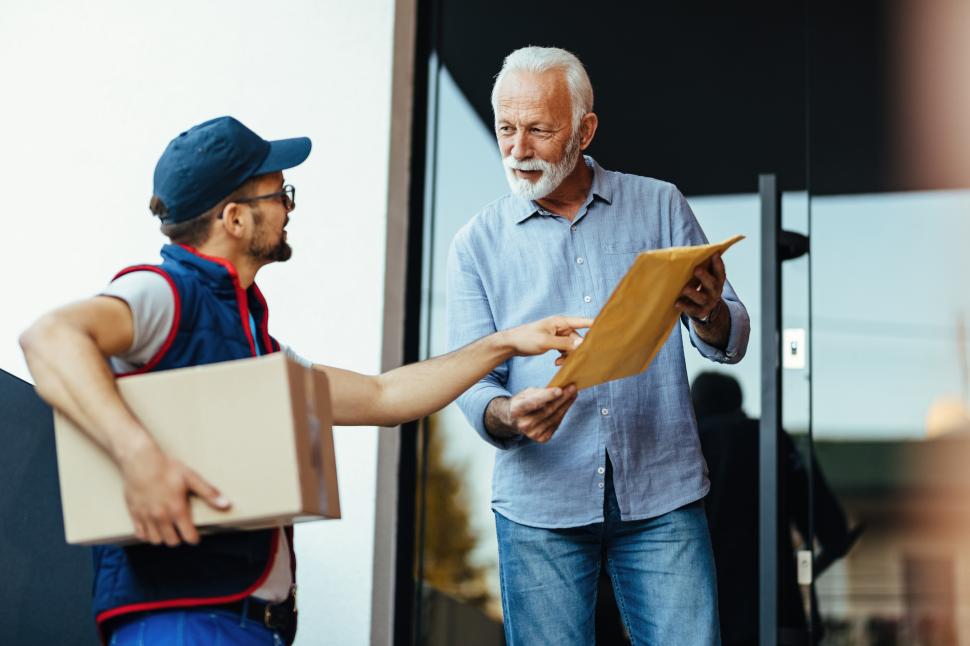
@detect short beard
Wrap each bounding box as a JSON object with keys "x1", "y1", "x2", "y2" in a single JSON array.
[
  {"x1": 248, "y1": 208, "x2": 292, "y2": 263},
  {"x1": 502, "y1": 127, "x2": 583, "y2": 201}
]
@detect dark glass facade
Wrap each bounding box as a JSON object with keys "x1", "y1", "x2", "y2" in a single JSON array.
[{"x1": 402, "y1": 2, "x2": 970, "y2": 643}]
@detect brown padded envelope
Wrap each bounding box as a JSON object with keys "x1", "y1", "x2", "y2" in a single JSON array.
[{"x1": 549, "y1": 235, "x2": 744, "y2": 391}]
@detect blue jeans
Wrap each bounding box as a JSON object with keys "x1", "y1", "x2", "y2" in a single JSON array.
[
  {"x1": 495, "y1": 461, "x2": 720, "y2": 645},
  {"x1": 108, "y1": 604, "x2": 284, "y2": 646}
]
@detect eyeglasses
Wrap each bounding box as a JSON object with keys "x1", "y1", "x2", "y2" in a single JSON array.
[{"x1": 235, "y1": 184, "x2": 296, "y2": 212}]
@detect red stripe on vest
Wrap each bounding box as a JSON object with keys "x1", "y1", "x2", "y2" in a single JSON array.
[
  {"x1": 175, "y1": 244, "x2": 258, "y2": 356},
  {"x1": 251, "y1": 283, "x2": 277, "y2": 353},
  {"x1": 110, "y1": 266, "x2": 182, "y2": 378},
  {"x1": 95, "y1": 527, "x2": 281, "y2": 634}
]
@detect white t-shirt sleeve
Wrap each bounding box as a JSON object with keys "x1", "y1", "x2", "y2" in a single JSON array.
[
  {"x1": 100, "y1": 271, "x2": 176, "y2": 373},
  {"x1": 280, "y1": 344, "x2": 313, "y2": 369}
]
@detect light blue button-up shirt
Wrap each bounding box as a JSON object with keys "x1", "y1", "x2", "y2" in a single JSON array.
[{"x1": 447, "y1": 157, "x2": 750, "y2": 528}]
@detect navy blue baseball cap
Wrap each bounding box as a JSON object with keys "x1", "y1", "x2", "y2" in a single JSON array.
[{"x1": 151, "y1": 116, "x2": 311, "y2": 224}]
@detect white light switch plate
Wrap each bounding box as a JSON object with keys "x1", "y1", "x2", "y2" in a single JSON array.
[
  {"x1": 797, "y1": 550, "x2": 813, "y2": 585},
  {"x1": 783, "y1": 328, "x2": 807, "y2": 370}
]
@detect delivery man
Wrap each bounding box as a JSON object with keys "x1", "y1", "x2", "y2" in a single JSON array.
[{"x1": 19, "y1": 116, "x2": 590, "y2": 645}]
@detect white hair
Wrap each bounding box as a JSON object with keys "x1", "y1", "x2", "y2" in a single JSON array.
[{"x1": 491, "y1": 46, "x2": 594, "y2": 131}]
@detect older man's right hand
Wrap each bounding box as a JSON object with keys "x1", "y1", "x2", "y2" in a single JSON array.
[
  {"x1": 119, "y1": 438, "x2": 230, "y2": 546},
  {"x1": 487, "y1": 385, "x2": 578, "y2": 443}
]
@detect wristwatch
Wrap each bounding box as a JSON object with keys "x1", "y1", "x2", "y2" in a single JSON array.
[{"x1": 691, "y1": 300, "x2": 721, "y2": 326}]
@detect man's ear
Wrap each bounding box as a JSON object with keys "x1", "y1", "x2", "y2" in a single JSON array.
[
  {"x1": 579, "y1": 112, "x2": 599, "y2": 151},
  {"x1": 219, "y1": 202, "x2": 247, "y2": 240}
]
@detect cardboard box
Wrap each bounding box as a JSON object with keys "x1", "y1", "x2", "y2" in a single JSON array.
[{"x1": 54, "y1": 352, "x2": 340, "y2": 545}]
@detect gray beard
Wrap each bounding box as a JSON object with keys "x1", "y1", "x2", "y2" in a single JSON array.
[{"x1": 503, "y1": 130, "x2": 583, "y2": 201}]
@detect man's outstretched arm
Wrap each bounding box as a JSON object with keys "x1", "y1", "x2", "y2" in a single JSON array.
[{"x1": 318, "y1": 315, "x2": 591, "y2": 427}]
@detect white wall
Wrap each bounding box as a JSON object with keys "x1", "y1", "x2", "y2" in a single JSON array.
[{"x1": 0, "y1": 2, "x2": 403, "y2": 643}]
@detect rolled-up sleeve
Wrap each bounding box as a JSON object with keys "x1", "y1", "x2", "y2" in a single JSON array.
[
  {"x1": 446, "y1": 232, "x2": 520, "y2": 449},
  {"x1": 685, "y1": 291, "x2": 750, "y2": 363}
]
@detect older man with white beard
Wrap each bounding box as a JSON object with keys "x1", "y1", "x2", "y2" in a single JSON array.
[{"x1": 446, "y1": 47, "x2": 751, "y2": 645}]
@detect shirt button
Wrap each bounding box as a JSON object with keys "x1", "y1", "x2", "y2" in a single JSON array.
[
  {"x1": 601, "y1": 408, "x2": 609, "y2": 416},
  {"x1": 598, "y1": 482, "x2": 605, "y2": 489},
  {"x1": 584, "y1": 295, "x2": 592, "y2": 303},
  {"x1": 571, "y1": 225, "x2": 577, "y2": 232},
  {"x1": 576, "y1": 257, "x2": 585, "y2": 265},
  {"x1": 597, "y1": 466, "x2": 605, "y2": 475}
]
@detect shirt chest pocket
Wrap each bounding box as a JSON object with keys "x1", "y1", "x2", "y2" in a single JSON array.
[{"x1": 603, "y1": 240, "x2": 652, "y2": 255}]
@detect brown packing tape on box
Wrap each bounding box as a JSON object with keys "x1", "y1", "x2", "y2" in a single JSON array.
[
  {"x1": 54, "y1": 352, "x2": 340, "y2": 545},
  {"x1": 549, "y1": 235, "x2": 745, "y2": 392},
  {"x1": 298, "y1": 364, "x2": 339, "y2": 523}
]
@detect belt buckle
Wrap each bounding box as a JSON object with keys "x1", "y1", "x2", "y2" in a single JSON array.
[
  {"x1": 262, "y1": 586, "x2": 296, "y2": 630},
  {"x1": 264, "y1": 599, "x2": 287, "y2": 629},
  {"x1": 264, "y1": 602, "x2": 275, "y2": 629}
]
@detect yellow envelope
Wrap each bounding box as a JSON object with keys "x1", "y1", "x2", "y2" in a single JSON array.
[{"x1": 549, "y1": 235, "x2": 744, "y2": 391}]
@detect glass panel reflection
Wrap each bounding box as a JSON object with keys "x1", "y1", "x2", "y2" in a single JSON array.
[
  {"x1": 415, "y1": 63, "x2": 507, "y2": 644},
  {"x1": 809, "y1": 192, "x2": 970, "y2": 644}
]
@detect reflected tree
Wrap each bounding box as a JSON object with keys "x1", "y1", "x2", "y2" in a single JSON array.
[{"x1": 416, "y1": 415, "x2": 494, "y2": 611}]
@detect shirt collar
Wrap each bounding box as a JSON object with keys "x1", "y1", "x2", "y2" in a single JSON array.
[{"x1": 511, "y1": 155, "x2": 613, "y2": 224}]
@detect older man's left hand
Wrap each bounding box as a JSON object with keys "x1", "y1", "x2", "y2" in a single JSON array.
[{"x1": 675, "y1": 253, "x2": 726, "y2": 322}]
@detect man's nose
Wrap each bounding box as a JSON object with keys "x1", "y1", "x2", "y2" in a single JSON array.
[{"x1": 510, "y1": 130, "x2": 531, "y2": 160}]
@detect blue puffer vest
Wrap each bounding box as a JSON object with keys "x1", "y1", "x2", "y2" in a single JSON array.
[{"x1": 92, "y1": 244, "x2": 294, "y2": 639}]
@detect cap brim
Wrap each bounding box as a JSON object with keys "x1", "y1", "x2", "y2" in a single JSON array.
[{"x1": 256, "y1": 136, "x2": 312, "y2": 174}]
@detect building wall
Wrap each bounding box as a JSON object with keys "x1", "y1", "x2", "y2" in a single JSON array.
[{"x1": 0, "y1": 2, "x2": 408, "y2": 643}]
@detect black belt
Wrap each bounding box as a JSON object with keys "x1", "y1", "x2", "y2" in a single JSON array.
[
  {"x1": 106, "y1": 591, "x2": 298, "y2": 644},
  {"x1": 218, "y1": 590, "x2": 297, "y2": 642}
]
